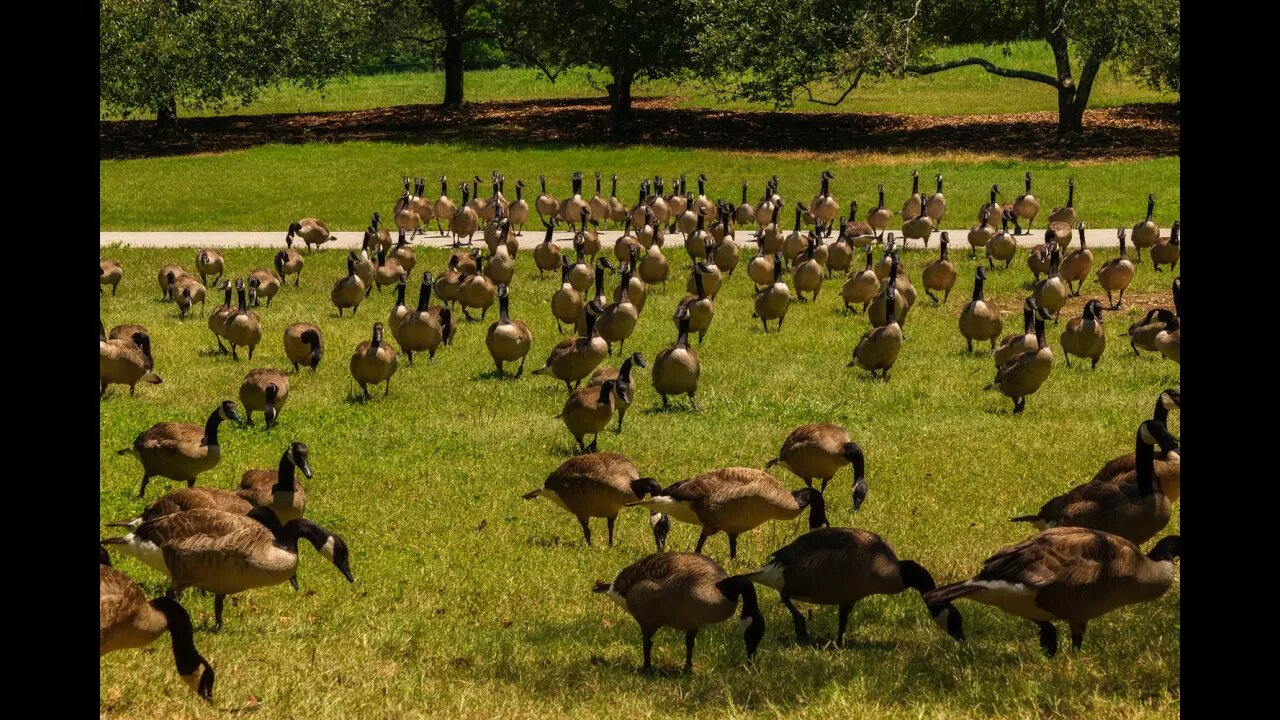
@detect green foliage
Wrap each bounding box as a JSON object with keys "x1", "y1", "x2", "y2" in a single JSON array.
[{"x1": 100, "y1": 0, "x2": 370, "y2": 122}]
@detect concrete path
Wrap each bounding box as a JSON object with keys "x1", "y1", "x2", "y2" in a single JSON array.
[{"x1": 100, "y1": 228, "x2": 1131, "y2": 250}]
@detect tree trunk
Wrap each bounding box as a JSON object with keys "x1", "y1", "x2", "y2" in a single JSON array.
[
  {"x1": 605, "y1": 69, "x2": 633, "y2": 138},
  {"x1": 155, "y1": 96, "x2": 179, "y2": 135},
  {"x1": 442, "y1": 32, "x2": 464, "y2": 107}
]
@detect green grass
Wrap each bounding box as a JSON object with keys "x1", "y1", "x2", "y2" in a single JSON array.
[
  {"x1": 100, "y1": 146, "x2": 1180, "y2": 231},
  {"x1": 100, "y1": 242, "x2": 1179, "y2": 718},
  {"x1": 102, "y1": 42, "x2": 1176, "y2": 121}
]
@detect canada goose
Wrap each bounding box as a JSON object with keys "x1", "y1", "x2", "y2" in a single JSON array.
[
  {"x1": 746, "y1": 241, "x2": 777, "y2": 289},
  {"x1": 985, "y1": 212, "x2": 1017, "y2": 269},
  {"x1": 923, "y1": 528, "x2": 1179, "y2": 657},
  {"x1": 168, "y1": 274, "x2": 206, "y2": 319},
  {"x1": 1097, "y1": 229, "x2": 1136, "y2": 309},
  {"x1": 424, "y1": 272, "x2": 456, "y2": 348},
  {"x1": 523, "y1": 452, "x2": 663, "y2": 545},
  {"x1": 485, "y1": 223, "x2": 516, "y2": 287},
  {"x1": 331, "y1": 253, "x2": 366, "y2": 316},
  {"x1": 283, "y1": 322, "x2": 322, "y2": 373},
  {"x1": 368, "y1": 211, "x2": 393, "y2": 252},
  {"x1": 783, "y1": 203, "x2": 808, "y2": 267},
  {"x1": 221, "y1": 280, "x2": 261, "y2": 360},
  {"x1": 635, "y1": 203, "x2": 657, "y2": 249},
  {"x1": 921, "y1": 232, "x2": 957, "y2": 303},
  {"x1": 393, "y1": 275, "x2": 442, "y2": 365},
  {"x1": 274, "y1": 248, "x2": 304, "y2": 287},
  {"x1": 349, "y1": 322, "x2": 398, "y2": 398},
  {"x1": 808, "y1": 170, "x2": 837, "y2": 225},
  {"x1": 533, "y1": 219, "x2": 562, "y2": 277},
  {"x1": 1060, "y1": 300, "x2": 1106, "y2": 369},
  {"x1": 534, "y1": 174, "x2": 559, "y2": 224},
  {"x1": 103, "y1": 506, "x2": 353, "y2": 629},
  {"x1": 967, "y1": 208, "x2": 996, "y2": 259},
  {"x1": 393, "y1": 180, "x2": 422, "y2": 235},
  {"x1": 1032, "y1": 245, "x2": 1069, "y2": 322},
  {"x1": 750, "y1": 527, "x2": 964, "y2": 646},
  {"x1": 993, "y1": 297, "x2": 1053, "y2": 367},
  {"x1": 506, "y1": 179, "x2": 529, "y2": 234},
  {"x1": 734, "y1": 181, "x2": 754, "y2": 225},
  {"x1": 100, "y1": 564, "x2": 214, "y2": 701},
  {"x1": 247, "y1": 268, "x2": 281, "y2": 307},
  {"x1": 628, "y1": 467, "x2": 829, "y2": 559},
  {"x1": 757, "y1": 202, "x2": 784, "y2": 254},
  {"x1": 630, "y1": 180, "x2": 651, "y2": 231},
  {"x1": 989, "y1": 315, "x2": 1053, "y2": 413},
  {"x1": 1092, "y1": 390, "x2": 1181, "y2": 484},
  {"x1": 236, "y1": 441, "x2": 312, "y2": 524},
  {"x1": 684, "y1": 199, "x2": 712, "y2": 261},
  {"x1": 433, "y1": 176, "x2": 456, "y2": 236},
  {"x1": 752, "y1": 252, "x2": 791, "y2": 332},
  {"x1": 675, "y1": 268, "x2": 716, "y2": 344},
  {"x1": 286, "y1": 218, "x2": 333, "y2": 252},
  {"x1": 433, "y1": 254, "x2": 464, "y2": 310},
  {"x1": 901, "y1": 196, "x2": 936, "y2": 248},
  {"x1": 638, "y1": 236, "x2": 670, "y2": 287},
  {"x1": 1046, "y1": 219, "x2": 1073, "y2": 252},
  {"x1": 390, "y1": 228, "x2": 417, "y2": 274},
  {"x1": 754, "y1": 177, "x2": 777, "y2": 227},
  {"x1": 559, "y1": 379, "x2": 628, "y2": 452},
  {"x1": 959, "y1": 267, "x2": 1004, "y2": 353},
  {"x1": 411, "y1": 177, "x2": 435, "y2": 229},
  {"x1": 1130, "y1": 194, "x2": 1160, "y2": 260},
  {"x1": 792, "y1": 235, "x2": 825, "y2": 303},
  {"x1": 688, "y1": 174, "x2": 710, "y2": 222},
  {"x1": 458, "y1": 257, "x2": 497, "y2": 321},
  {"x1": 868, "y1": 252, "x2": 909, "y2": 328},
  {"x1": 867, "y1": 184, "x2": 892, "y2": 234},
  {"x1": 1151, "y1": 220, "x2": 1180, "y2": 272},
  {"x1": 194, "y1": 249, "x2": 224, "y2": 287},
  {"x1": 1026, "y1": 237, "x2": 1053, "y2": 282},
  {"x1": 1155, "y1": 315, "x2": 1180, "y2": 364},
  {"x1": 105, "y1": 487, "x2": 252, "y2": 530},
  {"x1": 157, "y1": 264, "x2": 187, "y2": 301},
  {"x1": 688, "y1": 238, "x2": 724, "y2": 299},
  {"x1": 840, "y1": 249, "x2": 878, "y2": 314},
  {"x1": 205, "y1": 284, "x2": 233, "y2": 348},
  {"x1": 117, "y1": 400, "x2": 241, "y2": 497},
  {"x1": 567, "y1": 236, "x2": 594, "y2": 293},
  {"x1": 826, "y1": 220, "x2": 854, "y2": 274},
  {"x1": 1057, "y1": 221, "x2": 1093, "y2": 295},
  {"x1": 356, "y1": 238, "x2": 379, "y2": 293},
  {"x1": 614, "y1": 215, "x2": 640, "y2": 264},
  {"x1": 563, "y1": 172, "x2": 591, "y2": 228},
  {"x1": 598, "y1": 266, "x2": 639, "y2": 355},
  {"x1": 484, "y1": 284, "x2": 531, "y2": 376},
  {"x1": 652, "y1": 306, "x2": 702, "y2": 410},
  {"x1": 387, "y1": 279, "x2": 411, "y2": 348},
  {"x1": 450, "y1": 183, "x2": 479, "y2": 246},
  {"x1": 900, "y1": 169, "x2": 922, "y2": 224},
  {"x1": 237, "y1": 368, "x2": 289, "y2": 430},
  {"x1": 595, "y1": 552, "x2": 764, "y2": 673},
  {"x1": 100, "y1": 321, "x2": 161, "y2": 397},
  {"x1": 468, "y1": 175, "x2": 490, "y2": 220},
  {"x1": 1048, "y1": 177, "x2": 1077, "y2": 227},
  {"x1": 485, "y1": 173, "x2": 509, "y2": 222},
  {"x1": 100, "y1": 258, "x2": 123, "y2": 295},
  {"x1": 1011, "y1": 172, "x2": 1039, "y2": 234},
  {"x1": 614, "y1": 244, "x2": 648, "y2": 312},
  {"x1": 581, "y1": 350, "x2": 645, "y2": 431},
  {"x1": 664, "y1": 175, "x2": 686, "y2": 223},
  {"x1": 873, "y1": 234, "x2": 896, "y2": 280},
  {"x1": 1129, "y1": 277, "x2": 1180, "y2": 356},
  {"x1": 578, "y1": 206, "x2": 602, "y2": 258},
  {"x1": 551, "y1": 257, "x2": 584, "y2": 334},
  {"x1": 765, "y1": 422, "x2": 867, "y2": 502},
  {"x1": 608, "y1": 175, "x2": 628, "y2": 224},
  {"x1": 851, "y1": 284, "x2": 904, "y2": 381},
  {"x1": 586, "y1": 171, "x2": 609, "y2": 227},
  {"x1": 533, "y1": 300, "x2": 608, "y2": 392},
  {"x1": 575, "y1": 259, "x2": 610, "y2": 336}
]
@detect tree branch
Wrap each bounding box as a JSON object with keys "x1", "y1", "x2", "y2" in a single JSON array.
[
  {"x1": 905, "y1": 58, "x2": 1058, "y2": 86},
  {"x1": 800, "y1": 70, "x2": 865, "y2": 107}
]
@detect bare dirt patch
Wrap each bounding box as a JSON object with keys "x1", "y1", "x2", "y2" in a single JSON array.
[{"x1": 100, "y1": 97, "x2": 1178, "y2": 161}]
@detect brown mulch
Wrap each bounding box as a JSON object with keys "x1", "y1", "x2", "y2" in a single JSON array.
[{"x1": 99, "y1": 96, "x2": 1179, "y2": 161}]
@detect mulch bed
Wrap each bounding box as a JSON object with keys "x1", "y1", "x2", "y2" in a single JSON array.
[{"x1": 100, "y1": 96, "x2": 1179, "y2": 161}]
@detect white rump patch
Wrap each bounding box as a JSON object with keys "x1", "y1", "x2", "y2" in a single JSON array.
[{"x1": 120, "y1": 535, "x2": 170, "y2": 576}]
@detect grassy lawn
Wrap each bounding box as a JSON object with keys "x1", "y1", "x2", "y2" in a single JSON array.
[
  {"x1": 101, "y1": 42, "x2": 1176, "y2": 121},
  {"x1": 100, "y1": 242, "x2": 1179, "y2": 718},
  {"x1": 100, "y1": 147, "x2": 1179, "y2": 231}
]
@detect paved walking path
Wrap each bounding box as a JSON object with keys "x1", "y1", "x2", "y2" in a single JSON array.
[{"x1": 101, "y1": 227, "x2": 1130, "y2": 250}]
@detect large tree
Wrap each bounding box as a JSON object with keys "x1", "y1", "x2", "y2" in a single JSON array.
[
  {"x1": 702, "y1": 0, "x2": 1181, "y2": 138},
  {"x1": 100, "y1": 0, "x2": 369, "y2": 133}
]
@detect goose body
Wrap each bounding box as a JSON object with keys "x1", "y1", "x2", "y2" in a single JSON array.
[
  {"x1": 283, "y1": 323, "x2": 323, "y2": 373},
  {"x1": 331, "y1": 254, "x2": 367, "y2": 316},
  {"x1": 194, "y1": 249, "x2": 224, "y2": 286},
  {"x1": 286, "y1": 218, "x2": 332, "y2": 251},
  {"x1": 222, "y1": 281, "x2": 261, "y2": 359},
  {"x1": 236, "y1": 442, "x2": 313, "y2": 524},
  {"x1": 652, "y1": 307, "x2": 701, "y2": 410},
  {"x1": 532, "y1": 301, "x2": 608, "y2": 391},
  {"x1": 100, "y1": 323, "x2": 160, "y2": 396},
  {"x1": 990, "y1": 316, "x2": 1053, "y2": 413},
  {"x1": 1097, "y1": 229, "x2": 1136, "y2": 309},
  {"x1": 248, "y1": 268, "x2": 280, "y2": 307},
  {"x1": 559, "y1": 380, "x2": 627, "y2": 452},
  {"x1": 959, "y1": 267, "x2": 1003, "y2": 352},
  {"x1": 274, "y1": 248, "x2": 304, "y2": 286},
  {"x1": 1060, "y1": 300, "x2": 1107, "y2": 369},
  {"x1": 349, "y1": 322, "x2": 399, "y2": 397},
  {"x1": 765, "y1": 423, "x2": 868, "y2": 504},
  {"x1": 753, "y1": 252, "x2": 790, "y2": 331},
  {"x1": 522, "y1": 452, "x2": 662, "y2": 546},
  {"x1": 398, "y1": 274, "x2": 446, "y2": 364},
  {"x1": 485, "y1": 284, "x2": 531, "y2": 376},
  {"x1": 117, "y1": 400, "x2": 242, "y2": 497},
  {"x1": 100, "y1": 258, "x2": 123, "y2": 295},
  {"x1": 238, "y1": 368, "x2": 289, "y2": 429}
]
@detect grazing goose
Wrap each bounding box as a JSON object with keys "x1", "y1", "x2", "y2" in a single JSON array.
[
  {"x1": 238, "y1": 368, "x2": 289, "y2": 429},
  {"x1": 1059, "y1": 221, "x2": 1093, "y2": 296},
  {"x1": 1097, "y1": 229, "x2": 1136, "y2": 310},
  {"x1": 989, "y1": 315, "x2": 1053, "y2": 414},
  {"x1": 841, "y1": 248, "x2": 878, "y2": 314},
  {"x1": 551, "y1": 256, "x2": 584, "y2": 334},
  {"x1": 397, "y1": 273, "x2": 445, "y2": 364},
  {"x1": 100, "y1": 321, "x2": 161, "y2": 397},
  {"x1": 588, "y1": 352, "x2": 646, "y2": 433},
  {"x1": 1012, "y1": 172, "x2": 1039, "y2": 234},
  {"x1": 221, "y1": 280, "x2": 262, "y2": 360},
  {"x1": 532, "y1": 300, "x2": 608, "y2": 392},
  {"x1": 967, "y1": 208, "x2": 996, "y2": 259},
  {"x1": 100, "y1": 564, "x2": 214, "y2": 701},
  {"x1": 749, "y1": 527, "x2": 964, "y2": 646},
  {"x1": 522, "y1": 452, "x2": 663, "y2": 546},
  {"x1": 533, "y1": 220, "x2": 562, "y2": 277},
  {"x1": 286, "y1": 218, "x2": 333, "y2": 252},
  {"x1": 993, "y1": 297, "x2": 1053, "y2": 367},
  {"x1": 103, "y1": 507, "x2": 353, "y2": 629},
  {"x1": 117, "y1": 400, "x2": 242, "y2": 498},
  {"x1": 1011, "y1": 420, "x2": 1180, "y2": 545},
  {"x1": 169, "y1": 274, "x2": 206, "y2": 319},
  {"x1": 1091, "y1": 390, "x2": 1181, "y2": 484},
  {"x1": 236, "y1": 441, "x2": 312, "y2": 524},
  {"x1": 331, "y1": 253, "x2": 367, "y2": 316},
  {"x1": 766, "y1": 423, "x2": 867, "y2": 505},
  {"x1": 921, "y1": 232, "x2": 957, "y2": 303},
  {"x1": 194, "y1": 250, "x2": 224, "y2": 287},
  {"x1": 274, "y1": 248, "x2": 304, "y2": 287},
  {"x1": 1130, "y1": 193, "x2": 1160, "y2": 261},
  {"x1": 849, "y1": 283, "x2": 903, "y2": 381},
  {"x1": 100, "y1": 258, "x2": 123, "y2": 295},
  {"x1": 1128, "y1": 309, "x2": 1177, "y2": 358},
  {"x1": 109, "y1": 323, "x2": 150, "y2": 341},
  {"x1": 867, "y1": 184, "x2": 892, "y2": 234},
  {"x1": 1048, "y1": 177, "x2": 1076, "y2": 227},
  {"x1": 959, "y1": 267, "x2": 1003, "y2": 353},
  {"x1": 349, "y1": 322, "x2": 398, "y2": 398},
  {"x1": 1155, "y1": 315, "x2": 1180, "y2": 365},
  {"x1": 157, "y1": 264, "x2": 187, "y2": 301},
  {"x1": 248, "y1": 268, "x2": 281, "y2": 307},
  {"x1": 753, "y1": 252, "x2": 790, "y2": 331},
  {"x1": 1060, "y1": 300, "x2": 1107, "y2": 369},
  {"x1": 1151, "y1": 220, "x2": 1180, "y2": 272},
  {"x1": 627, "y1": 467, "x2": 829, "y2": 559},
  {"x1": 676, "y1": 268, "x2": 716, "y2": 344},
  {"x1": 1032, "y1": 245, "x2": 1069, "y2": 322},
  {"x1": 924, "y1": 528, "x2": 1179, "y2": 657},
  {"x1": 485, "y1": 284, "x2": 532, "y2": 376},
  {"x1": 433, "y1": 176, "x2": 456, "y2": 236},
  {"x1": 594, "y1": 553, "x2": 764, "y2": 673},
  {"x1": 106, "y1": 487, "x2": 251, "y2": 529},
  {"x1": 283, "y1": 323, "x2": 323, "y2": 373},
  {"x1": 652, "y1": 306, "x2": 702, "y2": 411},
  {"x1": 559, "y1": 379, "x2": 628, "y2": 452}
]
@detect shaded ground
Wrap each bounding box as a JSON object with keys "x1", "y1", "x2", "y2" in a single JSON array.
[{"x1": 100, "y1": 96, "x2": 1179, "y2": 161}]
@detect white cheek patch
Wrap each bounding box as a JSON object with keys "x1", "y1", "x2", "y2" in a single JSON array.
[
  {"x1": 738, "y1": 616, "x2": 754, "y2": 634},
  {"x1": 1138, "y1": 425, "x2": 1155, "y2": 445},
  {"x1": 319, "y1": 536, "x2": 336, "y2": 563},
  {"x1": 648, "y1": 512, "x2": 663, "y2": 528},
  {"x1": 933, "y1": 607, "x2": 951, "y2": 632}
]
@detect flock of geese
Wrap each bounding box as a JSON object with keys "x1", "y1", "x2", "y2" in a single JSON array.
[{"x1": 100, "y1": 170, "x2": 1180, "y2": 698}]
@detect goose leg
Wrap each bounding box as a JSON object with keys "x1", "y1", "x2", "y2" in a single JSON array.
[
  {"x1": 688, "y1": 395, "x2": 701, "y2": 412},
  {"x1": 101, "y1": 381, "x2": 109, "y2": 398},
  {"x1": 138, "y1": 475, "x2": 151, "y2": 498},
  {"x1": 836, "y1": 604, "x2": 854, "y2": 647},
  {"x1": 727, "y1": 534, "x2": 739, "y2": 560},
  {"x1": 819, "y1": 477, "x2": 831, "y2": 493},
  {"x1": 640, "y1": 631, "x2": 655, "y2": 674},
  {"x1": 694, "y1": 531, "x2": 710, "y2": 554},
  {"x1": 406, "y1": 350, "x2": 414, "y2": 366},
  {"x1": 1068, "y1": 621, "x2": 1087, "y2": 651},
  {"x1": 926, "y1": 289, "x2": 939, "y2": 304},
  {"x1": 289, "y1": 574, "x2": 299, "y2": 591},
  {"x1": 577, "y1": 515, "x2": 592, "y2": 545},
  {"x1": 781, "y1": 593, "x2": 811, "y2": 645},
  {"x1": 683, "y1": 629, "x2": 698, "y2": 674},
  {"x1": 616, "y1": 409, "x2": 627, "y2": 433},
  {"x1": 967, "y1": 338, "x2": 974, "y2": 353},
  {"x1": 1036, "y1": 621, "x2": 1058, "y2": 657},
  {"x1": 214, "y1": 594, "x2": 226, "y2": 631},
  {"x1": 606, "y1": 515, "x2": 617, "y2": 546},
  {"x1": 517, "y1": 356, "x2": 527, "y2": 377},
  {"x1": 385, "y1": 377, "x2": 391, "y2": 396}
]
